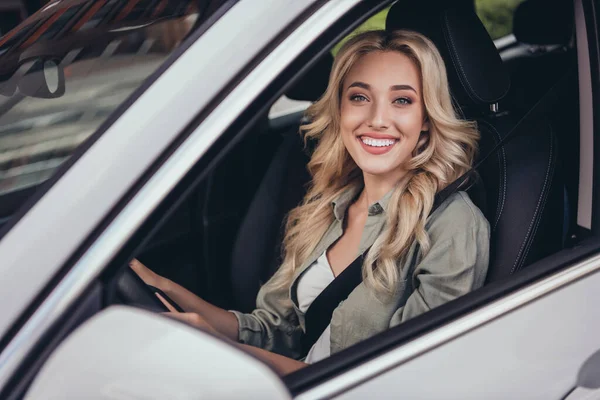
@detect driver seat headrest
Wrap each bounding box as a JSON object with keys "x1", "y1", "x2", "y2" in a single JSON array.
[{"x1": 386, "y1": 2, "x2": 510, "y2": 113}]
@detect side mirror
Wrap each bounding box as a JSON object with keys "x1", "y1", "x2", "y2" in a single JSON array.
[
  {"x1": 17, "y1": 58, "x2": 65, "y2": 99},
  {"x1": 25, "y1": 307, "x2": 291, "y2": 400}
]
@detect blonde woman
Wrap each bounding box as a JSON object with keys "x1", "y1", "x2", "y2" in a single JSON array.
[{"x1": 131, "y1": 29, "x2": 490, "y2": 375}]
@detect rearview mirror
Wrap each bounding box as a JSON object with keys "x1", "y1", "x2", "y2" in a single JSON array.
[
  {"x1": 25, "y1": 307, "x2": 291, "y2": 400},
  {"x1": 17, "y1": 59, "x2": 65, "y2": 99}
]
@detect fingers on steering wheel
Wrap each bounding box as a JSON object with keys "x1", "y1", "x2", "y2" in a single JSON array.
[{"x1": 155, "y1": 292, "x2": 177, "y2": 312}]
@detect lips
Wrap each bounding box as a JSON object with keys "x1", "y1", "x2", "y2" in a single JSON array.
[{"x1": 358, "y1": 134, "x2": 398, "y2": 155}]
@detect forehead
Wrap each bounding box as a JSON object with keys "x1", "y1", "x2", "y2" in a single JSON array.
[{"x1": 343, "y1": 50, "x2": 421, "y2": 90}]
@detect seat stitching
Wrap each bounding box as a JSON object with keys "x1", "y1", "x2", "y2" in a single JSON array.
[
  {"x1": 479, "y1": 120, "x2": 507, "y2": 230},
  {"x1": 511, "y1": 127, "x2": 555, "y2": 274},
  {"x1": 518, "y1": 127, "x2": 556, "y2": 272},
  {"x1": 442, "y1": 13, "x2": 510, "y2": 105},
  {"x1": 442, "y1": 13, "x2": 487, "y2": 104}
]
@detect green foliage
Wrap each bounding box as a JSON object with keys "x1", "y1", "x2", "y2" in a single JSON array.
[
  {"x1": 475, "y1": 0, "x2": 525, "y2": 39},
  {"x1": 331, "y1": 0, "x2": 524, "y2": 56},
  {"x1": 331, "y1": 7, "x2": 390, "y2": 56}
]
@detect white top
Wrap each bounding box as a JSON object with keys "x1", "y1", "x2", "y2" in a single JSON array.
[{"x1": 296, "y1": 251, "x2": 335, "y2": 364}]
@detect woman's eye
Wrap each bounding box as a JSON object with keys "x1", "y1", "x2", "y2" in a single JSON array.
[
  {"x1": 394, "y1": 97, "x2": 412, "y2": 105},
  {"x1": 350, "y1": 94, "x2": 368, "y2": 102}
]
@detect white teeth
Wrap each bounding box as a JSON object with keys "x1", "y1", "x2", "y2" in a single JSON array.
[{"x1": 360, "y1": 137, "x2": 396, "y2": 147}]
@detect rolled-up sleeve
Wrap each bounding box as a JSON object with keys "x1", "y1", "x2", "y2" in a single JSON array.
[
  {"x1": 389, "y1": 205, "x2": 490, "y2": 326},
  {"x1": 230, "y1": 280, "x2": 304, "y2": 359}
]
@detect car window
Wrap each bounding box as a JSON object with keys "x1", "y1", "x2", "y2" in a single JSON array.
[
  {"x1": 0, "y1": 0, "x2": 227, "y2": 212},
  {"x1": 475, "y1": 0, "x2": 526, "y2": 40}
]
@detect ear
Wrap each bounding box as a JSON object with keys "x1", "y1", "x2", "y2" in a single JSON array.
[{"x1": 421, "y1": 118, "x2": 430, "y2": 132}]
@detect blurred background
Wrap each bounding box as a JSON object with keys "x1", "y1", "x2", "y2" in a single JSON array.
[
  {"x1": 1, "y1": 0, "x2": 524, "y2": 42},
  {"x1": 0, "y1": 0, "x2": 524, "y2": 208}
]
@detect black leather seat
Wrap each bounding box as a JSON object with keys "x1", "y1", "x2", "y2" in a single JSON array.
[
  {"x1": 386, "y1": 1, "x2": 565, "y2": 283},
  {"x1": 504, "y1": 0, "x2": 579, "y2": 240},
  {"x1": 503, "y1": 0, "x2": 575, "y2": 113},
  {"x1": 228, "y1": 55, "x2": 332, "y2": 312}
]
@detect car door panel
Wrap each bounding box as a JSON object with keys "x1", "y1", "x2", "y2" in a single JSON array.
[{"x1": 329, "y1": 257, "x2": 600, "y2": 399}]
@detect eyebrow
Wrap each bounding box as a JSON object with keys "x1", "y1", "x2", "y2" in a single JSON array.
[{"x1": 347, "y1": 81, "x2": 418, "y2": 94}]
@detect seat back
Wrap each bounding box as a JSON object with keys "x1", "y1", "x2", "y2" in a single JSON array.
[
  {"x1": 505, "y1": 0, "x2": 575, "y2": 113},
  {"x1": 508, "y1": 0, "x2": 579, "y2": 242},
  {"x1": 229, "y1": 56, "x2": 331, "y2": 312},
  {"x1": 387, "y1": 1, "x2": 566, "y2": 282}
]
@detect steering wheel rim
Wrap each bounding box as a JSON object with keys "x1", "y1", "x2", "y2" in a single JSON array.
[{"x1": 116, "y1": 266, "x2": 171, "y2": 313}]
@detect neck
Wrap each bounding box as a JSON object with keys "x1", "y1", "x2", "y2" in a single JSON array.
[{"x1": 359, "y1": 169, "x2": 410, "y2": 208}]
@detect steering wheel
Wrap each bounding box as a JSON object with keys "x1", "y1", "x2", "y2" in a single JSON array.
[{"x1": 116, "y1": 266, "x2": 184, "y2": 313}]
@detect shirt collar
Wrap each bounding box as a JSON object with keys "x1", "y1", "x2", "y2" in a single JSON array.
[{"x1": 332, "y1": 185, "x2": 395, "y2": 221}]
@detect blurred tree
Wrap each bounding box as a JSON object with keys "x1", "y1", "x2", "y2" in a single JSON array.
[
  {"x1": 331, "y1": 0, "x2": 525, "y2": 56},
  {"x1": 475, "y1": 0, "x2": 525, "y2": 39},
  {"x1": 332, "y1": 7, "x2": 390, "y2": 56}
]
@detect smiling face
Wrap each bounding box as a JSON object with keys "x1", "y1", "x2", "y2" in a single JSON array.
[{"x1": 340, "y1": 50, "x2": 429, "y2": 184}]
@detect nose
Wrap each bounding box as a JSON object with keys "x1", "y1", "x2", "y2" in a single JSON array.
[{"x1": 367, "y1": 99, "x2": 390, "y2": 130}]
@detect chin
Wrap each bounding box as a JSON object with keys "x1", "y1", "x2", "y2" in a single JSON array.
[{"x1": 354, "y1": 161, "x2": 402, "y2": 178}]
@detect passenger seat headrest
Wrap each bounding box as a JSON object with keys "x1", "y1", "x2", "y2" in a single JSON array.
[
  {"x1": 513, "y1": 0, "x2": 573, "y2": 46},
  {"x1": 386, "y1": 2, "x2": 510, "y2": 111},
  {"x1": 286, "y1": 52, "x2": 333, "y2": 102}
]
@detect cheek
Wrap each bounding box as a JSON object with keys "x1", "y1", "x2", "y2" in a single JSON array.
[
  {"x1": 394, "y1": 113, "x2": 425, "y2": 143},
  {"x1": 394, "y1": 109, "x2": 425, "y2": 130},
  {"x1": 340, "y1": 102, "x2": 364, "y2": 132}
]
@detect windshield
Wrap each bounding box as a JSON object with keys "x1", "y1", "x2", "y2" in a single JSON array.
[{"x1": 0, "y1": 0, "x2": 225, "y2": 214}]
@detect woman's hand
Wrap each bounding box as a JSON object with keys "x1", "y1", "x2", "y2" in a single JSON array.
[
  {"x1": 129, "y1": 258, "x2": 165, "y2": 289},
  {"x1": 164, "y1": 310, "x2": 307, "y2": 376},
  {"x1": 129, "y1": 259, "x2": 241, "y2": 342}
]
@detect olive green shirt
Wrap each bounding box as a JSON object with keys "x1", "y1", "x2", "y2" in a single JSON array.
[{"x1": 231, "y1": 187, "x2": 490, "y2": 360}]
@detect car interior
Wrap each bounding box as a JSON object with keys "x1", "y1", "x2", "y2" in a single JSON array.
[
  {"x1": 116, "y1": 0, "x2": 587, "y2": 357},
  {"x1": 120, "y1": 0, "x2": 582, "y2": 313},
  {"x1": 2, "y1": 0, "x2": 598, "y2": 397}
]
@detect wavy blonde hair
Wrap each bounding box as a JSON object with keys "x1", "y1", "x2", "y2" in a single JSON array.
[{"x1": 266, "y1": 30, "x2": 479, "y2": 297}]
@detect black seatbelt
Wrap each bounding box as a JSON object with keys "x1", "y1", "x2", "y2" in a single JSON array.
[
  {"x1": 301, "y1": 252, "x2": 366, "y2": 354},
  {"x1": 300, "y1": 72, "x2": 572, "y2": 355}
]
